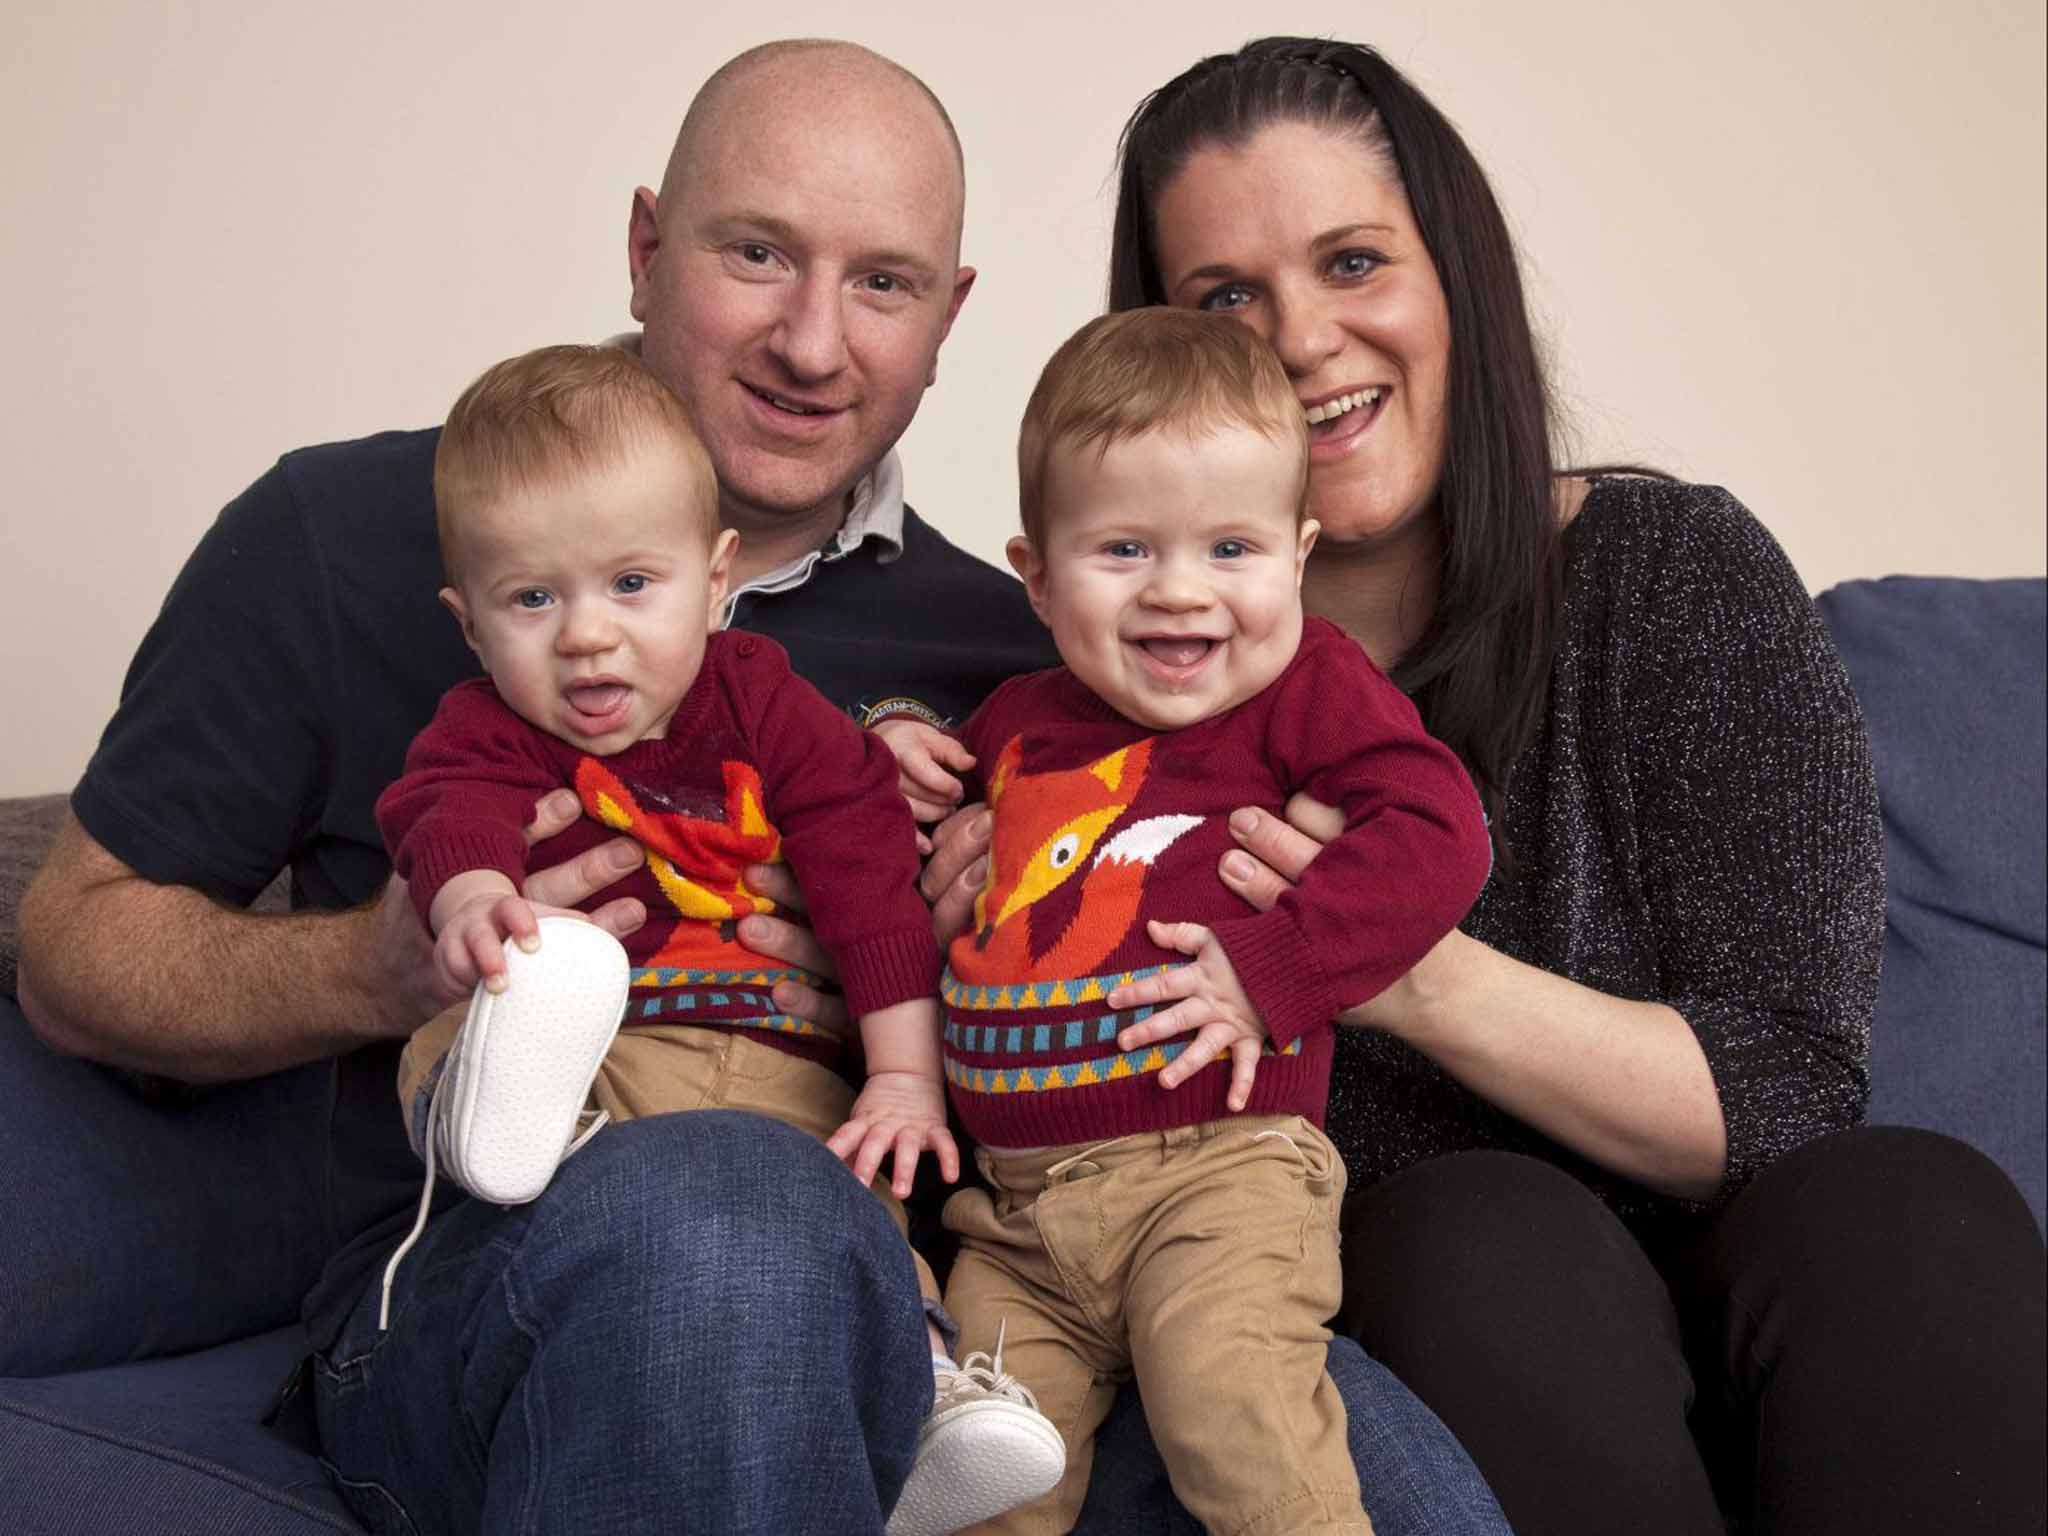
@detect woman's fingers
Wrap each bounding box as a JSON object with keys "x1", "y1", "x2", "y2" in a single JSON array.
[
  {"x1": 930, "y1": 855, "x2": 986, "y2": 949},
  {"x1": 921, "y1": 805, "x2": 992, "y2": 905},
  {"x1": 741, "y1": 861, "x2": 806, "y2": 913},
  {"x1": 739, "y1": 910, "x2": 836, "y2": 979},
  {"x1": 768, "y1": 974, "x2": 849, "y2": 1034}
]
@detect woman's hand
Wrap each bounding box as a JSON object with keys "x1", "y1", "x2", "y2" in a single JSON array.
[{"x1": 921, "y1": 802, "x2": 992, "y2": 949}]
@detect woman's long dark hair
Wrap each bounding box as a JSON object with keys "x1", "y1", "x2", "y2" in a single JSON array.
[{"x1": 1110, "y1": 37, "x2": 1563, "y2": 854}]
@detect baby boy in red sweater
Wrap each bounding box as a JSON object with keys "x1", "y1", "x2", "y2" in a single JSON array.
[
  {"x1": 877, "y1": 310, "x2": 1494, "y2": 1535},
  {"x1": 374, "y1": 345, "x2": 1061, "y2": 1536}
]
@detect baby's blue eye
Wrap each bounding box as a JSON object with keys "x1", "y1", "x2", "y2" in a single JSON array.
[
  {"x1": 513, "y1": 589, "x2": 551, "y2": 610},
  {"x1": 1105, "y1": 541, "x2": 1146, "y2": 560},
  {"x1": 615, "y1": 573, "x2": 648, "y2": 595},
  {"x1": 1212, "y1": 540, "x2": 1248, "y2": 560}
]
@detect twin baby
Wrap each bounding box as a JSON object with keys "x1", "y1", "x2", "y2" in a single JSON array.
[{"x1": 375, "y1": 310, "x2": 1491, "y2": 1536}]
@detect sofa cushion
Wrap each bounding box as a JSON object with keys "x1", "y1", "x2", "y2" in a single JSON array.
[
  {"x1": 1816, "y1": 576, "x2": 2047, "y2": 1229},
  {"x1": 0, "y1": 1328, "x2": 360, "y2": 1534}
]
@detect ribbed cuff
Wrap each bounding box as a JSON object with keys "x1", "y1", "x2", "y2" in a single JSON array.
[
  {"x1": 1209, "y1": 912, "x2": 1337, "y2": 1052},
  {"x1": 404, "y1": 831, "x2": 531, "y2": 927},
  {"x1": 838, "y1": 927, "x2": 943, "y2": 1019}
]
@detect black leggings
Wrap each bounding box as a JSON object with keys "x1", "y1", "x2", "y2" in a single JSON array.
[{"x1": 1335, "y1": 1127, "x2": 2046, "y2": 1535}]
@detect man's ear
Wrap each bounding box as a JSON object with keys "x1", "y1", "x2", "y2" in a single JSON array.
[
  {"x1": 439, "y1": 586, "x2": 484, "y2": 662},
  {"x1": 1006, "y1": 535, "x2": 1052, "y2": 625},
  {"x1": 1295, "y1": 518, "x2": 1321, "y2": 584},
  {"x1": 927, "y1": 266, "x2": 978, "y2": 386},
  {"x1": 627, "y1": 186, "x2": 662, "y2": 323},
  {"x1": 704, "y1": 528, "x2": 741, "y2": 629}
]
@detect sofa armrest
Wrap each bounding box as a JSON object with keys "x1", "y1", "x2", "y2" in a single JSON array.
[{"x1": 0, "y1": 793, "x2": 67, "y2": 1001}]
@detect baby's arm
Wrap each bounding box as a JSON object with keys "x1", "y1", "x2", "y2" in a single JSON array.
[
  {"x1": 425, "y1": 869, "x2": 539, "y2": 996},
  {"x1": 825, "y1": 996, "x2": 960, "y2": 1198},
  {"x1": 1110, "y1": 921, "x2": 1270, "y2": 1112},
  {"x1": 872, "y1": 718, "x2": 978, "y2": 826}
]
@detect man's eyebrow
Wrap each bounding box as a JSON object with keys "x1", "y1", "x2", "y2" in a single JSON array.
[{"x1": 702, "y1": 210, "x2": 942, "y2": 285}]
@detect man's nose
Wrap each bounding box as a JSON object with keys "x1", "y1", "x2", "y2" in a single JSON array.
[{"x1": 770, "y1": 272, "x2": 850, "y2": 381}]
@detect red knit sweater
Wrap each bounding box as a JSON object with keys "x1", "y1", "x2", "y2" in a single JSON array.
[
  {"x1": 377, "y1": 631, "x2": 939, "y2": 1060},
  {"x1": 943, "y1": 617, "x2": 1492, "y2": 1146}
]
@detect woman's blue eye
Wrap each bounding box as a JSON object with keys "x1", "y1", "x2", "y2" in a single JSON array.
[
  {"x1": 1199, "y1": 283, "x2": 1254, "y2": 313},
  {"x1": 514, "y1": 589, "x2": 551, "y2": 610},
  {"x1": 1212, "y1": 540, "x2": 1248, "y2": 560},
  {"x1": 1331, "y1": 250, "x2": 1381, "y2": 280}
]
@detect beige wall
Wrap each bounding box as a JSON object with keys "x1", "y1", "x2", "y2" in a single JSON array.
[{"x1": 4, "y1": 1, "x2": 2043, "y2": 797}]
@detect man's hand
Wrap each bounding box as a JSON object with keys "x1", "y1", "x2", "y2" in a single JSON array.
[
  {"x1": 872, "y1": 719, "x2": 976, "y2": 836},
  {"x1": 379, "y1": 790, "x2": 651, "y2": 1018},
  {"x1": 738, "y1": 861, "x2": 850, "y2": 1036},
  {"x1": 1108, "y1": 919, "x2": 1270, "y2": 1111},
  {"x1": 825, "y1": 1070, "x2": 960, "y2": 1198}
]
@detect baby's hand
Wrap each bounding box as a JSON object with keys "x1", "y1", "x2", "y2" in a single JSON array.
[
  {"x1": 434, "y1": 890, "x2": 544, "y2": 997},
  {"x1": 1108, "y1": 919, "x2": 1270, "y2": 1111},
  {"x1": 826, "y1": 1070, "x2": 960, "y2": 1198},
  {"x1": 873, "y1": 719, "x2": 976, "y2": 828}
]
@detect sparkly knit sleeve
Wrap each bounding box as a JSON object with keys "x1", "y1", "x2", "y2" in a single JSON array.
[{"x1": 1613, "y1": 486, "x2": 1882, "y2": 1197}]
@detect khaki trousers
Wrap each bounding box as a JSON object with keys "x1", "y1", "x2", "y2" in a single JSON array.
[
  {"x1": 941, "y1": 1116, "x2": 1369, "y2": 1536},
  {"x1": 399, "y1": 1008, "x2": 939, "y2": 1303}
]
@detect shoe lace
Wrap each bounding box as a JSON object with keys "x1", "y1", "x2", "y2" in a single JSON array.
[
  {"x1": 374, "y1": 1058, "x2": 607, "y2": 1331},
  {"x1": 936, "y1": 1319, "x2": 1041, "y2": 1412}
]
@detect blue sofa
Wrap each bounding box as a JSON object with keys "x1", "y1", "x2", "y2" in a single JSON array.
[{"x1": 2, "y1": 575, "x2": 2041, "y2": 1535}]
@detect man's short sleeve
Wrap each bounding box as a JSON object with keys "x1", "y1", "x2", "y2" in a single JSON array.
[{"x1": 73, "y1": 463, "x2": 336, "y2": 906}]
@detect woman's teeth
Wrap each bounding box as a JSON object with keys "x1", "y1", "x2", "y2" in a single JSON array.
[{"x1": 1304, "y1": 388, "x2": 1384, "y2": 425}]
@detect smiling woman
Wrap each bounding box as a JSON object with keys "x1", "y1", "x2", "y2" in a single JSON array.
[{"x1": 1103, "y1": 34, "x2": 2047, "y2": 1536}]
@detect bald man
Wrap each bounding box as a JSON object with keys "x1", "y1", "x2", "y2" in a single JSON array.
[
  {"x1": 17, "y1": 38, "x2": 1507, "y2": 1536},
  {"x1": 20, "y1": 37, "x2": 1050, "y2": 1536}
]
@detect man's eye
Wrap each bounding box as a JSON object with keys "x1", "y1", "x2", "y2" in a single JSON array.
[
  {"x1": 1211, "y1": 540, "x2": 1248, "y2": 560},
  {"x1": 737, "y1": 243, "x2": 774, "y2": 265},
  {"x1": 860, "y1": 273, "x2": 902, "y2": 294},
  {"x1": 615, "y1": 573, "x2": 648, "y2": 595},
  {"x1": 1198, "y1": 282, "x2": 1254, "y2": 313},
  {"x1": 513, "y1": 589, "x2": 551, "y2": 610}
]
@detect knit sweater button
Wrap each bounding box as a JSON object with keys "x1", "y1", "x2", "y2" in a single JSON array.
[{"x1": 735, "y1": 636, "x2": 758, "y2": 658}]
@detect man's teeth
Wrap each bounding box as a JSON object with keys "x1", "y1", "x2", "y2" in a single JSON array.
[
  {"x1": 760, "y1": 389, "x2": 821, "y2": 415},
  {"x1": 1304, "y1": 388, "x2": 1383, "y2": 426}
]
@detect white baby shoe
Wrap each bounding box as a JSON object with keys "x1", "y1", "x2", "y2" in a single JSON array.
[
  {"x1": 886, "y1": 1324, "x2": 1068, "y2": 1536},
  {"x1": 379, "y1": 917, "x2": 630, "y2": 1328}
]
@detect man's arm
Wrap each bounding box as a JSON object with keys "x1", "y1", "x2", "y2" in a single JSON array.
[{"x1": 18, "y1": 798, "x2": 647, "y2": 1084}]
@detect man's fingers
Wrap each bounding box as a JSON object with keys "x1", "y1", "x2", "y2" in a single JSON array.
[
  {"x1": 740, "y1": 861, "x2": 805, "y2": 913},
  {"x1": 582, "y1": 896, "x2": 645, "y2": 940},
  {"x1": 739, "y1": 912, "x2": 836, "y2": 979},
  {"x1": 523, "y1": 835, "x2": 641, "y2": 909},
  {"x1": 522, "y1": 789, "x2": 584, "y2": 845},
  {"x1": 770, "y1": 975, "x2": 849, "y2": 1033}
]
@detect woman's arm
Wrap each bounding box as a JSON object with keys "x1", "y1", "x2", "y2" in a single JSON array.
[{"x1": 1221, "y1": 800, "x2": 1727, "y2": 1199}]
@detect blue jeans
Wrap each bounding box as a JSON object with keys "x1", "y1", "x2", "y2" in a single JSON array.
[{"x1": 317, "y1": 1111, "x2": 1509, "y2": 1534}]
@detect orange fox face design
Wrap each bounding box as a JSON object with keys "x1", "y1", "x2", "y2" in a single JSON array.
[
  {"x1": 955, "y1": 736, "x2": 1202, "y2": 985},
  {"x1": 573, "y1": 756, "x2": 784, "y2": 971}
]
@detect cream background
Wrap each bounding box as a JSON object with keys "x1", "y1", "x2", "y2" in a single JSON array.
[{"x1": 3, "y1": 1, "x2": 2043, "y2": 797}]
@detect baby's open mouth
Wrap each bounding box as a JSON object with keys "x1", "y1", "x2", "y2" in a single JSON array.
[{"x1": 1138, "y1": 637, "x2": 1216, "y2": 668}]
